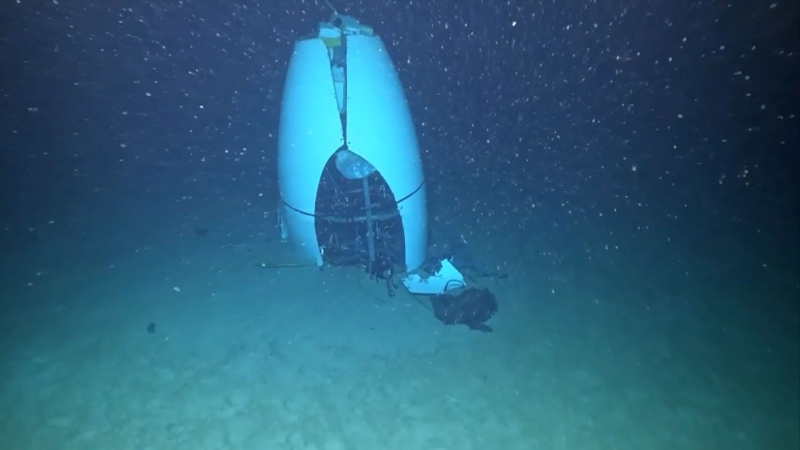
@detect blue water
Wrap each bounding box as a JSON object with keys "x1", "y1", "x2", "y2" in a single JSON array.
[{"x1": 1, "y1": 1, "x2": 797, "y2": 449}]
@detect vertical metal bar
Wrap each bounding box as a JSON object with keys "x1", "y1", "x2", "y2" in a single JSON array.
[{"x1": 362, "y1": 177, "x2": 376, "y2": 266}]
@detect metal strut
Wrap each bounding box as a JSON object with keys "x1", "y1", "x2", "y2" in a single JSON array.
[{"x1": 361, "y1": 177, "x2": 376, "y2": 267}]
